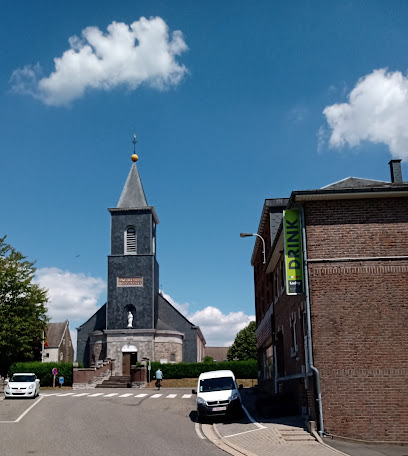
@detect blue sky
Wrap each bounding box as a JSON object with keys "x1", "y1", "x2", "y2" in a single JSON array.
[{"x1": 2, "y1": 1, "x2": 408, "y2": 350}]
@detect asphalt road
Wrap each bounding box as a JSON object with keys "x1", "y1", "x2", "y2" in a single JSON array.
[{"x1": 0, "y1": 388, "x2": 225, "y2": 456}]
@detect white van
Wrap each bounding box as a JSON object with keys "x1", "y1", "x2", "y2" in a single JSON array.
[{"x1": 193, "y1": 370, "x2": 242, "y2": 419}]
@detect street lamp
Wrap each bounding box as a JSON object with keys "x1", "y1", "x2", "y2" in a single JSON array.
[{"x1": 240, "y1": 232, "x2": 266, "y2": 264}]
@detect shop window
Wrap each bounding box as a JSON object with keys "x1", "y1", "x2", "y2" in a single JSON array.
[{"x1": 265, "y1": 345, "x2": 274, "y2": 380}]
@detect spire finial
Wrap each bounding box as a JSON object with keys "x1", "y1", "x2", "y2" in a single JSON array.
[{"x1": 131, "y1": 134, "x2": 139, "y2": 162}]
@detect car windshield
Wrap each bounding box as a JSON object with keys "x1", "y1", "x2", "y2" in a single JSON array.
[
  {"x1": 200, "y1": 377, "x2": 235, "y2": 392},
  {"x1": 11, "y1": 375, "x2": 35, "y2": 382}
]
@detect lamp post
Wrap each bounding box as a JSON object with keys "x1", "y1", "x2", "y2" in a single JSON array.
[{"x1": 240, "y1": 232, "x2": 266, "y2": 264}]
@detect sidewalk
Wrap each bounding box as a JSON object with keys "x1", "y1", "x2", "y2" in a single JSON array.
[
  {"x1": 205, "y1": 388, "x2": 408, "y2": 456},
  {"x1": 213, "y1": 414, "x2": 345, "y2": 456},
  {"x1": 206, "y1": 388, "x2": 346, "y2": 456}
]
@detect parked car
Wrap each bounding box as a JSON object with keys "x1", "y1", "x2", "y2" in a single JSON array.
[
  {"x1": 4, "y1": 373, "x2": 40, "y2": 399},
  {"x1": 193, "y1": 369, "x2": 242, "y2": 420}
]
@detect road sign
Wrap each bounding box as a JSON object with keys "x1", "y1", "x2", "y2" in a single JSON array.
[
  {"x1": 59, "y1": 376, "x2": 64, "y2": 385},
  {"x1": 52, "y1": 368, "x2": 58, "y2": 375}
]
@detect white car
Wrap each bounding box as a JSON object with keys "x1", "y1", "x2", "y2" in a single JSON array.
[{"x1": 4, "y1": 373, "x2": 40, "y2": 399}]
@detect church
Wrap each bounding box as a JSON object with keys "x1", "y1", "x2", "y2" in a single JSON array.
[{"x1": 77, "y1": 146, "x2": 206, "y2": 375}]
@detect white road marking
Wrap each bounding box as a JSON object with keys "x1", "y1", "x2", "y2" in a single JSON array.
[
  {"x1": 182, "y1": 394, "x2": 192, "y2": 398},
  {"x1": 119, "y1": 393, "x2": 133, "y2": 397},
  {"x1": 103, "y1": 393, "x2": 118, "y2": 397},
  {"x1": 166, "y1": 394, "x2": 177, "y2": 398},
  {"x1": 72, "y1": 393, "x2": 90, "y2": 397},
  {"x1": 135, "y1": 394, "x2": 148, "y2": 398},
  {"x1": 241, "y1": 404, "x2": 267, "y2": 429},
  {"x1": 150, "y1": 394, "x2": 162, "y2": 398},
  {"x1": 0, "y1": 396, "x2": 45, "y2": 423},
  {"x1": 87, "y1": 393, "x2": 104, "y2": 397},
  {"x1": 223, "y1": 427, "x2": 265, "y2": 438},
  {"x1": 195, "y1": 419, "x2": 206, "y2": 440},
  {"x1": 56, "y1": 393, "x2": 75, "y2": 396}
]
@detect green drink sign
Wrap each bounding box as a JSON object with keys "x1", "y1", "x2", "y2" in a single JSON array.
[{"x1": 283, "y1": 209, "x2": 304, "y2": 295}]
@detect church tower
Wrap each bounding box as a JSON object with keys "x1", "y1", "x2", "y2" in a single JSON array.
[
  {"x1": 107, "y1": 153, "x2": 159, "y2": 331},
  {"x1": 76, "y1": 139, "x2": 205, "y2": 375}
]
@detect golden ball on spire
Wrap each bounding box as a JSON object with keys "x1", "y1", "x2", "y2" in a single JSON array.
[{"x1": 131, "y1": 154, "x2": 139, "y2": 162}]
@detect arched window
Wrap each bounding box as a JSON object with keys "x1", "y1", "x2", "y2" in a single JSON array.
[{"x1": 125, "y1": 227, "x2": 136, "y2": 254}]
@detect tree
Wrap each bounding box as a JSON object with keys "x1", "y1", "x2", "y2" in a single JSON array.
[
  {"x1": 227, "y1": 321, "x2": 257, "y2": 361},
  {"x1": 0, "y1": 236, "x2": 49, "y2": 376}
]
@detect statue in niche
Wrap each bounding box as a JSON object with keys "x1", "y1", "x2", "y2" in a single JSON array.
[{"x1": 127, "y1": 311, "x2": 133, "y2": 328}]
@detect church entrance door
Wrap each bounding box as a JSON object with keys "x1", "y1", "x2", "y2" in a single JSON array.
[{"x1": 122, "y1": 353, "x2": 131, "y2": 376}]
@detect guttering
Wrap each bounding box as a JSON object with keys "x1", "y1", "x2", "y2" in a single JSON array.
[
  {"x1": 289, "y1": 186, "x2": 408, "y2": 206},
  {"x1": 300, "y1": 206, "x2": 324, "y2": 437}
]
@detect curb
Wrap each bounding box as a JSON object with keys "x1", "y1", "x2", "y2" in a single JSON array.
[{"x1": 200, "y1": 423, "x2": 256, "y2": 456}]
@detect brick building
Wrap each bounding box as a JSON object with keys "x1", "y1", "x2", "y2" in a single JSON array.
[
  {"x1": 77, "y1": 152, "x2": 205, "y2": 374},
  {"x1": 250, "y1": 160, "x2": 408, "y2": 441}
]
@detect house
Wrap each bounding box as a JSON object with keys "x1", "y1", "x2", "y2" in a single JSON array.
[
  {"x1": 43, "y1": 321, "x2": 74, "y2": 363},
  {"x1": 249, "y1": 159, "x2": 408, "y2": 442},
  {"x1": 204, "y1": 346, "x2": 229, "y2": 362}
]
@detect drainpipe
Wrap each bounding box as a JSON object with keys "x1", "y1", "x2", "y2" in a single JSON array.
[{"x1": 300, "y1": 206, "x2": 324, "y2": 437}]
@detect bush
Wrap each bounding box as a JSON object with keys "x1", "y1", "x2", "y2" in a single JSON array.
[
  {"x1": 8, "y1": 362, "x2": 83, "y2": 387},
  {"x1": 202, "y1": 356, "x2": 214, "y2": 363},
  {"x1": 150, "y1": 360, "x2": 257, "y2": 379}
]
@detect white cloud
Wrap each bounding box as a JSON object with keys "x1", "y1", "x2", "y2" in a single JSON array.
[
  {"x1": 189, "y1": 307, "x2": 255, "y2": 347},
  {"x1": 323, "y1": 69, "x2": 408, "y2": 159},
  {"x1": 35, "y1": 267, "x2": 106, "y2": 321},
  {"x1": 161, "y1": 292, "x2": 255, "y2": 347},
  {"x1": 10, "y1": 17, "x2": 188, "y2": 106}
]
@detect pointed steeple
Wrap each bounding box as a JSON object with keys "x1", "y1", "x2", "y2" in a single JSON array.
[{"x1": 117, "y1": 163, "x2": 148, "y2": 208}]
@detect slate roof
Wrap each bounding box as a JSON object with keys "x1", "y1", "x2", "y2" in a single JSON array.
[
  {"x1": 117, "y1": 163, "x2": 148, "y2": 208},
  {"x1": 46, "y1": 321, "x2": 69, "y2": 348},
  {"x1": 205, "y1": 346, "x2": 229, "y2": 361},
  {"x1": 321, "y1": 177, "x2": 388, "y2": 190},
  {"x1": 156, "y1": 318, "x2": 174, "y2": 331}
]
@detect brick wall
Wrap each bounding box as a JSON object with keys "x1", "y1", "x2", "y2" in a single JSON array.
[
  {"x1": 305, "y1": 197, "x2": 408, "y2": 441},
  {"x1": 305, "y1": 198, "x2": 408, "y2": 259}
]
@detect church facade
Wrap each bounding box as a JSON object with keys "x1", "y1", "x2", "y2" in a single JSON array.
[{"x1": 77, "y1": 155, "x2": 205, "y2": 375}]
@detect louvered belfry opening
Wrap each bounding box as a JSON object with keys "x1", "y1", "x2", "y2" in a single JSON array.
[{"x1": 126, "y1": 227, "x2": 136, "y2": 254}]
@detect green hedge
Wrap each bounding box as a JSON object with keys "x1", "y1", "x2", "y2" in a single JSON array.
[
  {"x1": 150, "y1": 360, "x2": 257, "y2": 379},
  {"x1": 8, "y1": 362, "x2": 83, "y2": 387}
]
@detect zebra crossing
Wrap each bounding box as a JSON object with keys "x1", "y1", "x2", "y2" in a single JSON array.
[{"x1": 40, "y1": 391, "x2": 193, "y2": 400}]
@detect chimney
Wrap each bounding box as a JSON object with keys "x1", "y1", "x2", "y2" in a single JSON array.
[{"x1": 389, "y1": 159, "x2": 403, "y2": 183}]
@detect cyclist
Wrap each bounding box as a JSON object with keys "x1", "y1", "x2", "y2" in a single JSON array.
[{"x1": 155, "y1": 368, "x2": 163, "y2": 390}]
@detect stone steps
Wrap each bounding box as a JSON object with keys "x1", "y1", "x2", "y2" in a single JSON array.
[
  {"x1": 279, "y1": 429, "x2": 316, "y2": 442},
  {"x1": 96, "y1": 376, "x2": 131, "y2": 388}
]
